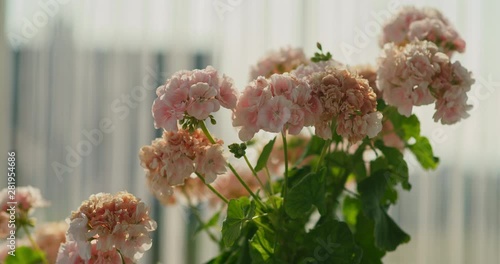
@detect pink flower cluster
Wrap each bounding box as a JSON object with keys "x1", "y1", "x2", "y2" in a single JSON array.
[
  {"x1": 0, "y1": 186, "x2": 48, "y2": 213},
  {"x1": 152, "y1": 66, "x2": 238, "y2": 131},
  {"x1": 250, "y1": 46, "x2": 308, "y2": 80},
  {"x1": 233, "y1": 74, "x2": 323, "y2": 141},
  {"x1": 139, "y1": 129, "x2": 227, "y2": 203},
  {"x1": 234, "y1": 65, "x2": 383, "y2": 143},
  {"x1": 377, "y1": 40, "x2": 474, "y2": 124},
  {"x1": 380, "y1": 6, "x2": 465, "y2": 55},
  {"x1": 57, "y1": 192, "x2": 156, "y2": 263},
  {"x1": 0, "y1": 186, "x2": 48, "y2": 238},
  {"x1": 308, "y1": 67, "x2": 382, "y2": 142}
]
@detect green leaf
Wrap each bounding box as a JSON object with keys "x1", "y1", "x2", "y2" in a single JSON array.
[
  {"x1": 249, "y1": 228, "x2": 275, "y2": 264},
  {"x1": 4, "y1": 246, "x2": 45, "y2": 264},
  {"x1": 285, "y1": 169, "x2": 326, "y2": 219},
  {"x1": 301, "y1": 219, "x2": 362, "y2": 264},
  {"x1": 374, "y1": 141, "x2": 411, "y2": 190},
  {"x1": 408, "y1": 136, "x2": 439, "y2": 170},
  {"x1": 301, "y1": 135, "x2": 326, "y2": 158},
  {"x1": 343, "y1": 196, "x2": 361, "y2": 228},
  {"x1": 355, "y1": 213, "x2": 386, "y2": 264},
  {"x1": 399, "y1": 115, "x2": 420, "y2": 140},
  {"x1": 221, "y1": 197, "x2": 256, "y2": 247},
  {"x1": 358, "y1": 171, "x2": 410, "y2": 251},
  {"x1": 255, "y1": 137, "x2": 276, "y2": 172}
]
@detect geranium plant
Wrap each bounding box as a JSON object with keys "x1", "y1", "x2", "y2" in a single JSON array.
[{"x1": 139, "y1": 6, "x2": 473, "y2": 264}]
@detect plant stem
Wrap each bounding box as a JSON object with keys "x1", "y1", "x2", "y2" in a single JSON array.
[
  {"x1": 264, "y1": 166, "x2": 274, "y2": 196},
  {"x1": 251, "y1": 219, "x2": 274, "y2": 234},
  {"x1": 22, "y1": 225, "x2": 48, "y2": 264},
  {"x1": 195, "y1": 172, "x2": 229, "y2": 204},
  {"x1": 281, "y1": 132, "x2": 289, "y2": 201},
  {"x1": 243, "y1": 154, "x2": 269, "y2": 196},
  {"x1": 199, "y1": 120, "x2": 264, "y2": 206},
  {"x1": 117, "y1": 249, "x2": 126, "y2": 264},
  {"x1": 182, "y1": 188, "x2": 220, "y2": 243},
  {"x1": 199, "y1": 121, "x2": 216, "y2": 144},
  {"x1": 315, "y1": 140, "x2": 331, "y2": 173},
  {"x1": 228, "y1": 164, "x2": 265, "y2": 207},
  {"x1": 343, "y1": 187, "x2": 360, "y2": 198}
]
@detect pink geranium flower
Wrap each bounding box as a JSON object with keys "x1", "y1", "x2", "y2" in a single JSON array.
[
  {"x1": 378, "y1": 40, "x2": 474, "y2": 124},
  {"x1": 57, "y1": 192, "x2": 156, "y2": 263},
  {"x1": 139, "y1": 129, "x2": 227, "y2": 202},
  {"x1": 380, "y1": 6, "x2": 466, "y2": 55},
  {"x1": 152, "y1": 66, "x2": 238, "y2": 131},
  {"x1": 250, "y1": 46, "x2": 308, "y2": 80}
]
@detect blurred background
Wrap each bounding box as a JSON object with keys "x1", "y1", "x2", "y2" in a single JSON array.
[{"x1": 1, "y1": 0, "x2": 499, "y2": 263}]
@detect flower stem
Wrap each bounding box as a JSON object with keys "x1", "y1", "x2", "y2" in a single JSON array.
[
  {"x1": 264, "y1": 166, "x2": 274, "y2": 196},
  {"x1": 316, "y1": 140, "x2": 331, "y2": 173},
  {"x1": 199, "y1": 120, "x2": 264, "y2": 206},
  {"x1": 243, "y1": 154, "x2": 269, "y2": 196},
  {"x1": 182, "y1": 188, "x2": 220, "y2": 243},
  {"x1": 195, "y1": 172, "x2": 229, "y2": 204},
  {"x1": 251, "y1": 219, "x2": 274, "y2": 234},
  {"x1": 228, "y1": 164, "x2": 265, "y2": 207},
  {"x1": 199, "y1": 121, "x2": 216, "y2": 144},
  {"x1": 281, "y1": 132, "x2": 289, "y2": 200},
  {"x1": 117, "y1": 249, "x2": 126, "y2": 264}
]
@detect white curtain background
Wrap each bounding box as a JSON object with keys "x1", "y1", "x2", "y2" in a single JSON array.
[{"x1": 2, "y1": 0, "x2": 499, "y2": 263}]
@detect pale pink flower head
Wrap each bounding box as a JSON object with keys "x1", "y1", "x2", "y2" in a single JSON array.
[
  {"x1": 61, "y1": 191, "x2": 156, "y2": 263},
  {"x1": 250, "y1": 46, "x2": 308, "y2": 80},
  {"x1": 233, "y1": 74, "x2": 321, "y2": 140},
  {"x1": 309, "y1": 67, "x2": 382, "y2": 142},
  {"x1": 432, "y1": 61, "x2": 474, "y2": 124},
  {"x1": 380, "y1": 6, "x2": 465, "y2": 55},
  {"x1": 379, "y1": 39, "x2": 474, "y2": 124},
  {"x1": 152, "y1": 66, "x2": 238, "y2": 131},
  {"x1": 378, "y1": 41, "x2": 443, "y2": 116},
  {"x1": 0, "y1": 186, "x2": 48, "y2": 213},
  {"x1": 139, "y1": 129, "x2": 227, "y2": 203}
]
